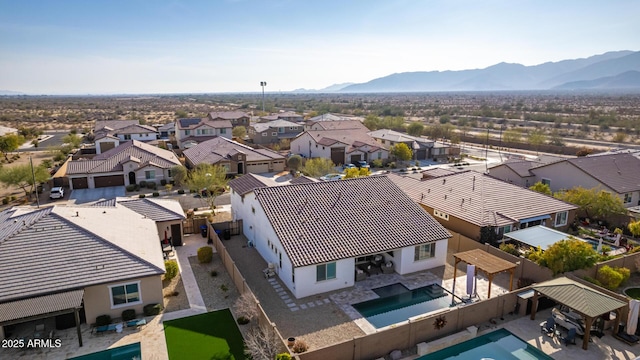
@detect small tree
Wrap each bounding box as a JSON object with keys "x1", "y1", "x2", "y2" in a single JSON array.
[
  {"x1": 407, "y1": 122, "x2": 424, "y2": 136},
  {"x1": 61, "y1": 133, "x2": 83, "y2": 148},
  {"x1": 301, "y1": 158, "x2": 335, "y2": 178},
  {"x1": 233, "y1": 292, "x2": 258, "y2": 323},
  {"x1": 0, "y1": 164, "x2": 49, "y2": 199},
  {"x1": 185, "y1": 164, "x2": 228, "y2": 213},
  {"x1": 629, "y1": 220, "x2": 640, "y2": 238},
  {"x1": 343, "y1": 167, "x2": 370, "y2": 179},
  {"x1": 536, "y1": 237, "x2": 598, "y2": 275},
  {"x1": 529, "y1": 181, "x2": 552, "y2": 196},
  {"x1": 243, "y1": 325, "x2": 281, "y2": 360},
  {"x1": 554, "y1": 186, "x2": 626, "y2": 221},
  {"x1": 170, "y1": 165, "x2": 187, "y2": 187},
  {"x1": 390, "y1": 143, "x2": 412, "y2": 164},
  {"x1": 0, "y1": 134, "x2": 24, "y2": 161},
  {"x1": 286, "y1": 155, "x2": 303, "y2": 172},
  {"x1": 596, "y1": 265, "x2": 630, "y2": 290},
  {"x1": 232, "y1": 126, "x2": 247, "y2": 139}
]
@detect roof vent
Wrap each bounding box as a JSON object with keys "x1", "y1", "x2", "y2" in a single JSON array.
[
  {"x1": 443, "y1": 179, "x2": 446, "y2": 185},
  {"x1": 76, "y1": 211, "x2": 79, "y2": 217}
]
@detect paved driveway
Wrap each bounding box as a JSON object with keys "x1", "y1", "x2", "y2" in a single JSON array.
[{"x1": 69, "y1": 186, "x2": 125, "y2": 204}]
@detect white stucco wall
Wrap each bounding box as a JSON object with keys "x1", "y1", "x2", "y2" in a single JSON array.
[
  {"x1": 395, "y1": 239, "x2": 448, "y2": 275},
  {"x1": 488, "y1": 165, "x2": 535, "y2": 188},
  {"x1": 117, "y1": 133, "x2": 157, "y2": 142},
  {"x1": 293, "y1": 258, "x2": 355, "y2": 299}
]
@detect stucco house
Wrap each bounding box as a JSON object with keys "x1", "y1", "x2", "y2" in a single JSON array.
[
  {"x1": 94, "y1": 120, "x2": 159, "y2": 154},
  {"x1": 488, "y1": 159, "x2": 545, "y2": 188},
  {"x1": 66, "y1": 140, "x2": 181, "y2": 189},
  {"x1": 291, "y1": 129, "x2": 388, "y2": 166},
  {"x1": 388, "y1": 170, "x2": 578, "y2": 242},
  {"x1": 207, "y1": 111, "x2": 250, "y2": 127},
  {"x1": 182, "y1": 136, "x2": 285, "y2": 175},
  {"x1": 229, "y1": 176, "x2": 451, "y2": 299},
  {"x1": 175, "y1": 117, "x2": 233, "y2": 148},
  {"x1": 248, "y1": 119, "x2": 303, "y2": 145},
  {"x1": 258, "y1": 111, "x2": 304, "y2": 123},
  {"x1": 304, "y1": 113, "x2": 363, "y2": 130},
  {"x1": 0, "y1": 201, "x2": 179, "y2": 344}
]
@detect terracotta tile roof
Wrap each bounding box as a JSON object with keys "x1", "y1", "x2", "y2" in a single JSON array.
[
  {"x1": 183, "y1": 137, "x2": 284, "y2": 166},
  {"x1": 388, "y1": 170, "x2": 577, "y2": 227},
  {"x1": 290, "y1": 175, "x2": 318, "y2": 184},
  {"x1": 67, "y1": 140, "x2": 180, "y2": 174},
  {"x1": 255, "y1": 176, "x2": 451, "y2": 267}
]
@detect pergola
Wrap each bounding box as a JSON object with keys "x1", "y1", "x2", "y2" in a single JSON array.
[
  {"x1": 530, "y1": 277, "x2": 627, "y2": 350},
  {"x1": 452, "y1": 249, "x2": 517, "y2": 299}
]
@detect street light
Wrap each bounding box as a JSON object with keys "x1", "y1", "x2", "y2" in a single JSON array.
[{"x1": 260, "y1": 81, "x2": 267, "y2": 113}]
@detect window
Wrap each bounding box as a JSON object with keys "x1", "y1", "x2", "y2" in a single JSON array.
[
  {"x1": 316, "y1": 262, "x2": 336, "y2": 281},
  {"x1": 145, "y1": 170, "x2": 155, "y2": 180},
  {"x1": 262, "y1": 132, "x2": 267, "y2": 136},
  {"x1": 109, "y1": 282, "x2": 141, "y2": 308},
  {"x1": 624, "y1": 193, "x2": 633, "y2": 204},
  {"x1": 124, "y1": 134, "x2": 131, "y2": 140},
  {"x1": 414, "y1": 244, "x2": 436, "y2": 261},
  {"x1": 184, "y1": 130, "x2": 190, "y2": 136},
  {"x1": 220, "y1": 128, "x2": 227, "y2": 134},
  {"x1": 278, "y1": 127, "x2": 285, "y2": 133},
  {"x1": 433, "y1": 209, "x2": 449, "y2": 221},
  {"x1": 167, "y1": 169, "x2": 172, "y2": 177},
  {"x1": 555, "y1": 211, "x2": 568, "y2": 227},
  {"x1": 272, "y1": 132, "x2": 278, "y2": 136},
  {"x1": 496, "y1": 224, "x2": 512, "y2": 236},
  {"x1": 541, "y1": 178, "x2": 551, "y2": 186},
  {"x1": 378, "y1": 151, "x2": 382, "y2": 159},
  {"x1": 196, "y1": 129, "x2": 201, "y2": 135}
]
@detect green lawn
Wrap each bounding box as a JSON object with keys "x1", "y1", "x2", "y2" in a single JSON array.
[
  {"x1": 626, "y1": 287, "x2": 640, "y2": 300},
  {"x1": 164, "y1": 309, "x2": 245, "y2": 360}
]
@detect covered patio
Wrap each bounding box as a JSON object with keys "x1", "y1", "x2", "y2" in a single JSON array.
[
  {"x1": 530, "y1": 277, "x2": 628, "y2": 350},
  {"x1": 452, "y1": 248, "x2": 517, "y2": 299}
]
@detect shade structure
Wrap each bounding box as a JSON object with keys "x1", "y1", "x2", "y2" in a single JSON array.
[
  {"x1": 628, "y1": 299, "x2": 640, "y2": 335},
  {"x1": 452, "y1": 249, "x2": 517, "y2": 299}
]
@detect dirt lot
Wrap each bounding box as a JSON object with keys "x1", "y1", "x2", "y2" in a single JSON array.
[{"x1": 0, "y1": 151, "x2": 55, "y2": 208}]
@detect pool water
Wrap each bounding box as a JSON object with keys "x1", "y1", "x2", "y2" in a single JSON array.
[
  {"x1": 353, "y1": 283, "x2": 455, "y2": 328},
  {"x1": 418, "y1": 328, "x2": 553, "y2": 360},
  {"x1": 69, "y1": 342, "x2": 141, "y2": 360}
]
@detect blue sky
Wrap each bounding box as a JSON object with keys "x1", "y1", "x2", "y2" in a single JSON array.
[{"x1": 0, "y1": 0, "x2": 638, "y2": 94}]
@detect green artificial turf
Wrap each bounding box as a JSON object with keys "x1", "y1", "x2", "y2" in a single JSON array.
[
  {"x1": 164, "y1": 309, "x2": 245, "y2": 360},
  {"x1": 625, "y1": 287, "x2": 640, "y2": 300}
]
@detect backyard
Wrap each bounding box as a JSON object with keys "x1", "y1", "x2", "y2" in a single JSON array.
[{"x1": 164, "y1": 309, "x2": 245, "y2": 360}]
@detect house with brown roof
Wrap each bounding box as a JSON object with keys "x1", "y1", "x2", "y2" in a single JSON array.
[
  {"x1": 94, "y1": 120, "x2": 159, "y2": 154},
  {"x1": 308, "y1": 120, "x2": 367, "y2": 131},
  {"x1": 66, "y1": 140, "x2": 181, "y2": 189},
  {"x1": 0, "y1": 201, "x2": 177, "y2": 343},
  {"x1": 228, "y1": 176, "x2": 451, "y2": 298},
  {"x1": 388, "y1": 170, "x2": 578, "y2": 242},
  {"x1": 182, "y1": 136, "x2": 285, "y2": 175},
  {"x1": 248, "y1": 119, "x2": 303, "y2": 145},
  {"x1": 528, "y1": 153, "x2": 640, "y2": 208},
  {"x1": 174, "y1": 117, "x2": 233, "y2": 148},
  {"x1": 291, "y1": 128, "x2": 389, "y2": 166},
  {"x1": 207, "y1": 111, "x2": 250, "y2": 127},
  {"x1": 258, "y1": 111, "x2": 304, "y2": 123},
  {"x1": 368, "y1": 129, "x2": 460, "y2": 161}
]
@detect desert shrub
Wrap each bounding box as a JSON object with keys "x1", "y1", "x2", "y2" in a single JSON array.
[
  {"x1": 126, "y1": 184, "x2": 136, "y2": 192},
  {"x1": 139, "y1": 194, "x2": 146, "y2": 198},
  {"x1": 370, "y1": 159, "x2": 383, "y2": 168},
  {"x1": 387, "y1": 161, "x2": 396, "y2": 169},
  {"x1": 152, "y1": 192, "x2": 159, "y2": 197},
  {"x1": 220, "y1": 284, "x2": 229, "y2": 292},
  {"x1": 143, "y1": 303, "x2": 163, "y2": 316},
  {"x1": 292, "y1": 339, "x2": 308, "y2": 353},
  {"x1": 177, "y1": 189, "x2": 185, "y2": 194},
  {"x1": 210, "y1": 270, "x2": 218, "y2": 277},
  {"x1": 584, "y1": 276, "x2": 603, "y2": 287},
  {"x1": 148, "y1": 182, "x2": 157, "y2": 190},
  {"x1": 236, "y1": 316, "x2": 250, "y2": 325},
  {"x1": 164, "y1": 260, "x2": 178, "y2": 281},
  {"x1": 596, "y1": 265, "x2": 630, "y2": 290},
  {"x1": 96, "y1": 315, "x2": 111, "y2": 326},
  {"x1": 276, "y1": 353, "x2": 292, "y2": 360},
  {"x1": 499, "y1": 243, "x2": 520, "y2": 256},
  {"x1": 629, "y1": 246, "x2": 640, "y2": 254},
  {"x1": 9, "y1": 195, "x2": 16, "y2": 201},
  {"x1": 160, "y1": 179, "x2": 167, "y2": 186},
  {"x1": 139, "y1": 180, "x2": 147, "y2": 188},
  {"x1": 2, "y1": 197, "x2": 8, "y2": 205},
  {"x1": 121, "y1": 309, "x2": 136, "y2": 321},
  {"x1": 197, "y1": 246, "x2": 213, "y2": 263}
]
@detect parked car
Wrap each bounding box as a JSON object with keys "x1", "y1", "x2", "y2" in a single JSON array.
[
  {"x1": 50, "y1": 187, "x2": 64, "y2": 199},
  {"x1": 355, "y1": 161, "x2": 370, "y2": 169},
  {"x1": 343, "y1": 163, "x2": 356, "y2": 169},
  {"x1": 319, "y1": 173, "x2": 345, "y2": 181}
]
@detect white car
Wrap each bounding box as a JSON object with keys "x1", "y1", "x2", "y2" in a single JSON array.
[
  {"x1": 319, "y1": 174, "x2": 345, "y2": 181},
  {"x1": 50, "y1": 187, "x2": 64, "y2": 199}
]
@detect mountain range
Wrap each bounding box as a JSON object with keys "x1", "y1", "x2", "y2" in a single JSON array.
[{"x1": 322, "y1": 51, "x2": 640, "y2": 93}]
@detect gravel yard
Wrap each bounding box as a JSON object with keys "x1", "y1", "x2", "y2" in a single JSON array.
[
  {"x1": 189, "y1": 254, "x2": 240, "y2": 311},
  {"x1": 162, "y1": 274, "x2": 189, "y2": 313}
]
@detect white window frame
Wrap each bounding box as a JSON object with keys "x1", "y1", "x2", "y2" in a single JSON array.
[
  {"x1": 262, "y1": 132, "x2": 268, "y2": 136},
  {"x1": 555, "y1": 211, "x2": 568, "y2": 227},
  {"x1": 145, "y1": 170, "x2": 155, "y2": 180},
  {"x1": 123, "y1": 134, "x2": 131, "y2": 140},
  {"x1": 272, "y1": 132, "x2": 278, "y2": 136},
  {"x1": 220, "y1": 128, "x2": 227, "y2": 134},
  {"x1": 108, "y1": 281, "x2": 142, "y2": 309},
  {"x1": 414, "y1": 243, "x2": 436, "y2": 261},
  {"x1": 316, "y1": 262, "x2": 336, "y2": 282},
  {"x1": 184, "y1": 130, "x2": 190, "y2": 136},
  {"x1": 624, "y1": 193, "x2": 633, "y2": 204}
]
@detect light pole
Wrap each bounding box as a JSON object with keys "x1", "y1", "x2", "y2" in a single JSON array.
[{"x1": 260, "y1": 81, "x2": 267, "y2": 113}]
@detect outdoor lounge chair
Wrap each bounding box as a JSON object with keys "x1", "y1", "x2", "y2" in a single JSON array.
[
  {"x1": 381, "y1": 261, "x2": 394, "y2": 274},
  {"x1": 93, "y1": 323, "x2": 121, "y2": 334},
  {"x1": 355, "y1": 269, "x2": 367, "y2": 281},
  {"x1": 561, "y1": 328, "x2": 577, "y2": 345},
  {"x1": 125, "y1": 318, "x2": 147, "y2": 329},
  {"x1": 614, "y1": 331, "x2": 640, "y2": 345},
  {"x1": 540, "y1": 317, "x2": 556, "y2": 337}
]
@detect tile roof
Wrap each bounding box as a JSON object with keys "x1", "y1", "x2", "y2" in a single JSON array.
[
  {"x1": 306, "y1": 130, "x2": 388, "y2": 151},
  {"x1": 94, "y1": 120, "x2": 139, "y2": 132},
  {"x1": 114, "y1": 123, "x2": 158, "y2": 134},
  {"x1": 118, "y1": 198, "x2": 186, "y2": 221},
  {"x1": 252, "y1": 119, "x2": 301, "y2": 133},
  {"x1": 208, "y1": 111, "x2": 249, "y2": 120},
  {"x1": 312, "y1": 120, "x2": 367, "y2": 131},
  {"x1": 183, "y1": 137, "x2": 284, "y2": 165},
  {"x1": 307, "y1": 113, "x2": 357, "y2": 122},
  {"x1": 66, "y1": 140, "x2": 180, "y2": 174},
  {"x1": 290, "y1": 175, "x2": 319, "y2": 184},
  {"x1": 388, "y1": 170, "x2": 577, "y2": 227},
  {"x1": 368, "y1": 129, "x2": 434, "y2": 146},
  {"x1": 489, "y1": 159, "x2": 544, "y2": 177},
  {"x1": 565, "y1": 153, "x2": 640, "y2": 193},
  {"x1": 229, "y1": 174, "x2": 277, "y2": 196},
  {"x1": 0, "y1": 206, "x2": 165, "y2": 303},
  {"x1": 0, "y1": 289, "x2": 85, "y2": 323},
  {"x1": 254, "y1": 176, "x2": 451, "y2": 267}
]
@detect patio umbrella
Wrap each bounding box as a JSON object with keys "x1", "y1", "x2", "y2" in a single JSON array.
[
  {"x1": 627, "y1": 299, "x2": 640, "y2": 335},
  {"x1": 466, "y1": 264, "x2": 475, "y2": 296},
  {"x1": 596, "y1": 238, "x2": 603, "y2": 253},
  {"x1": 614, "y1": 234, "x2": 621, "y2": 247}
]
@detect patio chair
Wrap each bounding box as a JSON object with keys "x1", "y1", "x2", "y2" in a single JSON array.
[
  {"x1": 125, "y1": 318, "x2": 147, "y2": 329},
  {"x1": 562, "y1": 328, "x2": 577, "y2": 345},
  {"x1": 381, "y1": 261, "x2": 394, "y2": 274},
  {"x1": 263, "y1": 263, "x2": 276, "y2": 278},
  {"x1": 540, "y1": 317, "x2": 556, "y2": 337},
  {"x1": 355, "y1": 269, "x2": 367, "y2": 281},
  {"x1": 93, "y1": 323, "x2": 119, "y2": 335}
]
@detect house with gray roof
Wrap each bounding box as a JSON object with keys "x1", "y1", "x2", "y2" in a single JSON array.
[
  {"x1": 0, "y1": 203, "x2": 171, "y2": 344},
  {"x1": 248, "y1": 119, "x2": 303, "y2": 145},
  {"x1": 304, "y1": 113, "x2": 363, "y2": 130},
  {"x1": 368, "y1": 129, "x2": 460, "y2": 161},
  {"x1": 175, "y1": 117, "x2": 233, "y2": 148},
  {"x1": 207, "y1": 111, "x2": 250, "y2": 127},
  {"x1": 528, "y1": 153, "x2": 640, "y2": 208},
  {"x1": 388, "y1": 170, "x2": 578, "y2": 242},
  {"x1": 183, "y1": 136, "x2": 285, "y2": 175},
  {"x1": 291, "y1": 129, "x2": 389, "y2": 166},
  {"x1": 65, "y1": 140, "x2": 181, "y2": 190},
  {"x1": 488, "y1": 159, "x2": 547, "y2": 188},
  {"x1": 94, "y1": 120, "x2": 158, "y2": 153},
  {"x1": 229, "y1": 176, "x2": 451, "y2": 299}
]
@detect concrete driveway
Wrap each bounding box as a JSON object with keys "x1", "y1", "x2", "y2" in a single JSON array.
[{"x1": 69, "y1": 186, "x2": 125, "y2": 204}]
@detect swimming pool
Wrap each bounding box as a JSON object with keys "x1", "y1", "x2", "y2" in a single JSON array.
[
  {"x1": 69, "y1": 342, "x2": 141, "y2": 360},
  {"x1": 584, "y1": 238, "x2": 626, "y2": 255},
  {"x1": 353, "y1": 283, "x2": 456, "y2": 328},
  {"x1": 418, "y1": 328, "x2": 553, "y2": 360}
]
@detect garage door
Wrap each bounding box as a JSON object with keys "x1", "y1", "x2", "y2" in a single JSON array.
[
  {"x1": 94, "y1": 175, "x2": 125, "y2": 188},
  {"x1": 350, "y1": 154, "x2": 362, "y2": 163},
  {"x1": 72, "y1": 177, "x2": 88, "y2": 189},
  {"x1": 330, "y1": 147, "x2": 345, "y2": 166}
]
